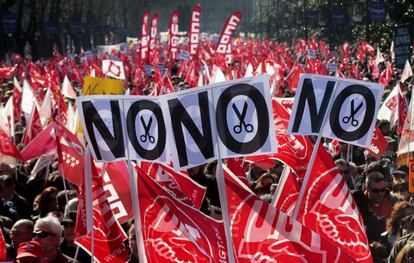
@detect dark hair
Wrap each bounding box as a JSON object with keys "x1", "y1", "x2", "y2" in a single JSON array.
[{"x1": 386, "y1": 201, "x2": 414, "y2": 236}]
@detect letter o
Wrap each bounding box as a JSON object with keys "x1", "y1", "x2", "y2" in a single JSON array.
[
  {"x1": 126, "y1": 100, "x2": 166, "y2": 160},
  {"x1": 216, "y1": 83, "x2": 269, "y2": 154},
  {"x1": 329, "y1": 85, "x2": 375, "y2": 141}
]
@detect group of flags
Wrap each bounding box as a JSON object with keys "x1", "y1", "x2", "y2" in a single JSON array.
[{"x1": 0, "y1": 5, "x2": 413, "y2": 263}]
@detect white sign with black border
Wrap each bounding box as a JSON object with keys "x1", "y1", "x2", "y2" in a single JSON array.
[{"x1": 287, "y1": 74, "x2": 384, "y2": 147}]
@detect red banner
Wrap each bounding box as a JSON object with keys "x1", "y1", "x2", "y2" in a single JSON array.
[
  {"x1": 366, "y1": 127, "x2": 387, "y2": 158},
  {"x1": 189, "y1": 4, "x2": 201, "y2": 58},
  {"x1": 147, "y1": 163, "x2": 206, "y2": 209},
  {"x1": 76, "y1": 167, "x2": 129, "y2": 263},
  {"x1": 216, "y1": 12, "x2": 242, "y2": 54},
  {"x1": 168, "y1": 10, "x2": 180, "y2": 60},
  {"x1": 149, "y1": 14, "x2": 159, "y2": 58},
  {"x1": 0, "y1": 128, "x2": 21, "y2": 160},
  {"x1": 139, "y1": 11, "x2": 150, "y2": 63},
  {"x1": 136, "y1": 167, "x2": 229, "y2": 263},
  {"x1": 224, "y1": 165, "x2": 355, "y2": 262}
]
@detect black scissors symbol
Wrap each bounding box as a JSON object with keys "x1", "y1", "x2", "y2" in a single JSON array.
[
  {"x1": 140, "y1": 116, "x2": 155, "y2": 143},
  {"x1": 232, "y1": 102, "x2": 254, "y2": 134},
  {"x1": 342, "y1": 100, "x2": 363, "y2": 127}
]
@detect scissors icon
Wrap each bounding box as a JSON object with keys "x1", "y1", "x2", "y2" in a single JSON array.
[
  {"x1": 342, "y1": 99, "x2": 363, "y2": 127},
  {"x1": 232, "y1": 102, "x2": 254, "y2": 134},
  {"x1": 140, "y1": 116, "x2": 155, "y2": 143}
]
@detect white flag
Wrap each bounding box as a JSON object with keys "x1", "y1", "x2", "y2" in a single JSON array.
[
  {"x1": 401, "y1": 60, "x2": 413, "y2": 83},
  {"x1": 62, "y1": 76, "x2": 77, "y2": 99}
]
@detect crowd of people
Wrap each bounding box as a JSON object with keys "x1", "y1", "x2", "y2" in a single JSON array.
[{"x1": 0, "y1": 34, "x2": 413, "y2": 263}]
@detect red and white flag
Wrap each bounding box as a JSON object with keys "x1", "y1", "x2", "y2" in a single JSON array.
[
  {"x1": 168, "y1": 10, "x2": 180, "y2": 60},
  {"x1": 61, "y1": 76, "x2": 77, "y2": 99},
  {"x1": 216, "y1": 12, "x2": 242, "y2": 54},
  {"x1": 377, "y1": 83, "x2": 399, "y2": 123},
  {"x1": 398, "y1": 92, "x2": 414, "y2": 155},
  {"x1": 146, "y1": 163, "x2": 207, "y2": 209},
  {"x1": 76, "y1": 162, "x2": 129, "y2": 263},
  {"x1": 0, "y1": 227, "x2": 6, "y2": 260},
  {"x1": 20, "y1": 123, "x2": 56, "y2": 162},
  {"x1": 272, "y1": 167, "x2": 301, "y2": 216},
  {"x1": 366, "y1": 126, "x2": 387, "y2": 158},
  {"x1": 189, "y1": 4, "x2": 201, "y2": 58},
  {"x1": 293, "y1": 143, "x2": 372, "y2": 263},
  {"x1": 0, "y1": 97, "x2": 14, "y2": 137},
  {"x1": 21, "y1": 105, "x2": 44, "y2": 146},
  {"x1": 149, "y1": 14, "x2": 159, "y2": 57},
  {"x1": 0, "y1": 128, "x2": 21, "y2": 160},
  {"x1": 223, "y1": 165, "x2": 355, "y2": 262},
  {"x1": 102, "y1": 60, "x2": 126, "y2": 80},
  {"x1": 401, "y1": 60, "x2": 413, "y2": 83},
  {"x1": 0, "y1": 65, "x2": 17, "y2": 79},
  {"x1": 139, "y1": 11, "x2": 150, "y2": 63},
  {"x1": 136, "y1": 166, "x2": 229, "y2": 263}
]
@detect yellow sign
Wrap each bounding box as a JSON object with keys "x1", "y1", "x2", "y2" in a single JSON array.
[
  {"x1": 78, "y1": 77, "x2": 125, "y2": 133},
  {"x1": 82, "y1": 76, "x2": 125, "y2": 96}
]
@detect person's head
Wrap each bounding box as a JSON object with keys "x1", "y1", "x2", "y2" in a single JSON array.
[
  {"x1": 386, "y1": 201, "x2": 414, "y2": 237},
  {"x1": 364, "y1": 150, "x2": 378, "y2": 166},
  {"x1": 10, "y1": 219, "x2": 34, "y2": 247},
  {"x1": 33, "y1": 214, "x2": 62, "y2": 256},
  {"x1": 392, "y1": 181, "x2": 410, "y2": 201},
  {"x1": 37, "y1": 187, "x2": 59, "y2": 218},
  {"x1": 16, "y1": 240, "x2": 46, "y2": 263},
  {"x1": 128, "y1": 224, "x2": 137, "y2": 259},
  {"x1": 187, "y1": 165, "x2": 204, "y2": 176},
  {"x1": 253, "y1": 172, "x2": 277, "y2": 196},
  {"x1": 401, "y1": 216, "x2": 414, "y2": 237},
  {"x1": 365, "y1": 171, "x2": 387, "y2": 205},
  {"x1": 0, "y1": 173, "x2": 15, "y2": 198},
  {"x1": 61, "y1": 212, "x2": 76, "y2": 244},
  {"x1": 369, "y1": 241, "x2": 387, "y2": 263},
  {"x1": 204, "y1": 161, "x2": 217, "y2": 176}
]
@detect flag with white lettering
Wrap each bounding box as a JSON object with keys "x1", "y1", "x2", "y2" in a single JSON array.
[
  {"x1": 136, "y1": 166, "x2": 229, "y2": 263},
  {"x1": 216, "y1": 12, "x2": 242, "y2": 54},
  {"x1": 168, "y1": 10, "x2": 180, "y2": 60},
  {"x1": 189, "y1": 4, "x2": 201, "y2": 58}
]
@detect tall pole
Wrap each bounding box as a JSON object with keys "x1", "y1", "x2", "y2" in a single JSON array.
[
  {"x1": 277, "y1": 0, "x2": 280, "y2": 42},
  {"x1": 304, "y1": 0, "x2": 308, "y2": 41}
]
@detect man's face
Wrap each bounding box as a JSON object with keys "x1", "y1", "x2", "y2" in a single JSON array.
[
  {"x1": 11, "y1": 224, "x2": 32, "y2": 247},
  {"x1": 33, "y1": 225, "x2": 60, "y2": 254},
  {"x1": 367, "y1": 181, "x2": 387, "y2": 204},
  {"x1": 63, "y1": 224, "x2": 75, "y2": 243}
]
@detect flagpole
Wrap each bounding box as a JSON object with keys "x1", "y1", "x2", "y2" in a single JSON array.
[
  {"x1": 215, "y1": 158, "x2": 236, "y2": 263},
  {"x1": 84, "y1": 148, "x2": 95, "y2": 263},
  {"x1": 121, "y1": 100, "x2": 148, "y2": 263},
  {"x1": 271, "y1": 164, "x2": 288, "y2": 207},
  {"x1": 211, "y1": 89, "x2": 236, "y2": 263},
  {"x1": 292, "y1": 80, "x2": 339, "y2": 221}
]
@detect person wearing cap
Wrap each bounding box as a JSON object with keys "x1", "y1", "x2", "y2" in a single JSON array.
[
  {"x1": 33, "y1": 214, "x2": 76, "y2": 263},
  {"x1": 60, "y1": 212, "x2": 90, "y2": 263},
  {"x1": 16, "y1": 240, "x2": 47, "y2": 263}
]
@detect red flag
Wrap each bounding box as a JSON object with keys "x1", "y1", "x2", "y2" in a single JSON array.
[
  {"x1": 294, "y1": 144, "x2": 372, "y2": 263},
  {"x1": 0, "y1": 65, "x2": 17, "y2": 79},
  {"x1": 149, "y1": 14, "x2": 159, "y2": 59},
  {"x1": 189, "y1": 4, "x2": 201, "y2": 58},
  {"x1": 168, "y1": 10, "x2": 180, "y2": 61},
  {"x1": 0, "y1": 227, "x2": 6, "y2": 260},
  {"x1": 216, "y1": 12, "x2": 242, "y2": 54},
  {"x1": 0, "y1": 128, "x2": 21, "y2": 160},
  {"x1": 146, "y1": 163, "x2": 207, "y2": 209},
  {"x1": 366, "y1": 127, "x2": 387, "y2": 158},
  {"x1": 136, "y1": 166, "x2": 229, "y2": 263},
  {"x1": 226, "y1": 157, "x2": 249, "y2": 186},
  {"x1": 272, "y1": 167, "x2": 301, "y2": 216},
  {"x1": 223, "y1": 165, "x2": 355, "y2": 262},
  {"x1": 379, "y1": 62, "x2": 393, "y2": 84},
  {"x1": 20, "y1": 123, "x2": 56, "y2": 162},
  {"x1": 21, "y1": 105, "x2": 43, "y2": 145},
  {"x1": 286, "y1": 64, "x2": 304, "y2": 92},
  {"x1": 397, "y1": 84, "x2": 408, "y2": 134},
  {"x1": 139, "y1": 11, "x2": 150, "y2": 63},
  {"x1": 76, "y1": 162, "x2": 129, "y2": 263}
]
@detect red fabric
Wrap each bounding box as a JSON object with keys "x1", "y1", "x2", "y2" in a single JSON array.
[
  {"x1": 136, "y1": 166, "x2": 229, "y2": 263},
  {"x1": 20, "y1": 123, "x2": 56, "y2": 162},
  {"x1": 366, "y1": 127, "x2": 387, "y2": 158},
  {"x1": 223, "y1": 165, "x2": 356, "y2": 262},
  {"x1": 0, "y1": 65, "x2": 17, "y2": 79}
]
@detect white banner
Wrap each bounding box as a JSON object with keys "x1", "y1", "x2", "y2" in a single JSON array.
[
  {"x1": 77, "y1": 75, "x2": 277, "y2": 170},
  {"x1": 288, "y1": 74, "x2": 384, "y2": 147}
]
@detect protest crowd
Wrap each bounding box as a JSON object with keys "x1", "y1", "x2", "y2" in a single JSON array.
[{"x1": 0, "y1": 6, "x2": 413, "y2": 263}]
